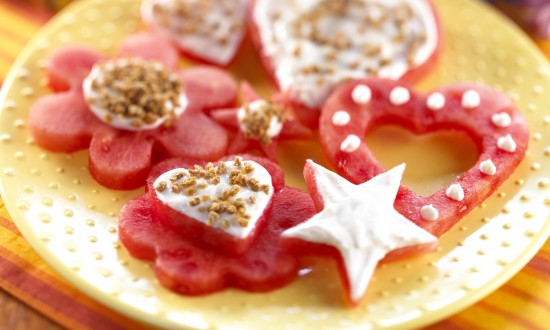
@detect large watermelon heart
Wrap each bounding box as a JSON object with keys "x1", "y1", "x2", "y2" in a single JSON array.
[
  {"x1": 318, "y1": 78, "x2": 530, "y2": 237},
  {"x1": 249, "y1": 0, "x2": 442, "y2": 127}
]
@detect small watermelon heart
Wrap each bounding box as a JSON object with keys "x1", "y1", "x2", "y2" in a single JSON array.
[
  {"x1": 142, "y1": 0, "x2": 247, "y2": 66},
  {"x1": 249, "y1": 0, "x2": 442, "y2": 127},
  {"x1": 319, "y1": 78, "x2": 529, "y2": 237}
]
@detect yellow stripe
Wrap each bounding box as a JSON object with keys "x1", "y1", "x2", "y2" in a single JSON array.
[
  {"x1": 0, "y1": 6, "x2": 41, "y2": 41},
  {"x1": 483, "y1": 290, "x2": 548, "y2": 329},
  {"x1": 454, "y1": 304, "x2": 528, "y2": 330},
  {"x1": 0, "y1": 57, "x2": 13, "y2": 79},
  {"x1": 507, "y1": 272, "x2": 550, "y2": 306},
  {"x1": 0, "y1": 33, "x2": 26, "y2": 59},
  {"x1": 0, "y1": 226, "x2": 63, "y2": 279}
]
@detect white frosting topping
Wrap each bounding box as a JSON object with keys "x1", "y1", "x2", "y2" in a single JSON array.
[
  {"x1": 282, "y1": 161, "x2": 437, "y2": 303},
  {"x1": 479, "y1": 159, "x2": 497, "y2": 175},
  {"x1": 420, "y1": 204, "x2": 439, "y2": 221},
  {"x1": 389, "y1": 86, "x2": 410, "y2": 105},
  {"x1": 82, "y1": 59, "x2": 187, "y2": 131},
  {"x1": 426, "y1": 92, "x2": 445, "y2": 110},
  {"x1": 332, "y1": 111, "x2": 351, "y2": 126},
  {"x1": 154, "y1": 160, "x2": 273, "y2": 239},
  {"x1": 497, "y1": 134, "x2": 517, "y2": 152},
  {"x1": 141, "y1": 0, "x2": 247, "y2": 66},
  {"x1": 253, "y1": 0, "x2": 439, "y2": 108},
  {"x1": 236, "y1": 100, "x2": 284, "y2": 138},
  {"x1": 351, "y1": 84, "x2": 372, "y2": 105},
  {"x1": 461, "y1": 90, "x2": 481, "y2": 109},
  {"x1": 340, "y1": 134, "x2": 362, "y2": 152},
  {"x1": 445, "y1": 183, "x2": 464, "y2": 202},
  {"x1": 491, "y1": 112, "x2": 512, "y2": 128}
]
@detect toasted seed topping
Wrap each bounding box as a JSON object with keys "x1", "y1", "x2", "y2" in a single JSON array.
[
  {"x1": 154, "y1": 157, "x2": 272, "y2": 232},
  {"x1": 85, "y1": 58, "x2": 182, "y2": 129},
  {"x1": 151, "y1": 0, "x2": 237, "y2": 46},
  {"x1": 239, "y1": 101, "x2": 285, "y2": 145},
  {"x1": 155, "y1": 181, "x2": 167, "y2": 192}
]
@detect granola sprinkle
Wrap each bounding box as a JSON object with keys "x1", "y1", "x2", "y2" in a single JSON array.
[
  {"x1": 154, "y1": 157, "x2": 272, "y2": 231},
  {"x1": 84, "y1": 58, "x2": 183, "y2": 129},
  {"x1": 238, "y1": 100, "x2": 285, "y2": 145}
]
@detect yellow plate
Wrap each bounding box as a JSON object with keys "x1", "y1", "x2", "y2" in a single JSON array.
[{"x1": 1, "y1": 0, "x2": 550, "y2": 329}]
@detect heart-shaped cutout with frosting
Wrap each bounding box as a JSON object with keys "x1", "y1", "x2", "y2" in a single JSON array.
[
  {"x1": 319, "y1": 78, "x2": 529, "y2": 237},
  {"x1": 249, "y1": 0, "x2": 441, "y2": 127},
  {"x1": 153, "y1": 157, "x2": 274, "y2": 252},
  {"x1": 142, "y1": 0, "x2": 247, "y2": 66}
]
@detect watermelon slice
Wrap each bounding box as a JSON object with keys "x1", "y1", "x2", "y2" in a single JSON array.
[
  {"x1": 119, "y1": 155, "x2": 317, "y2": 295},
  {"x1": 248, "y1": 0, "x2": 442, "y2": 128},
  {"x1": 141, "y1": 0, "x2": 247, "y2": 66},
  {"x1": 211, "y1": 81, "x2": 311, "y2": 161},
  {"x1": 29, "y1": 33, "x2": 236, "y2": 190},
  {"x1": 318, "y1": 78, "x2": 530, "y2": 236}
]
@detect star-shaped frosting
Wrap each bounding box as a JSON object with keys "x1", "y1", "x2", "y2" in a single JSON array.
[{"x1": 283, "y1": 161, "x2": 438, "y2": 303}]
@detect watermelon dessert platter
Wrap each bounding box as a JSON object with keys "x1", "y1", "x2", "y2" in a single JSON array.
[{"x1": 20, "y1": 0, "x2": 534, "y2": 310}]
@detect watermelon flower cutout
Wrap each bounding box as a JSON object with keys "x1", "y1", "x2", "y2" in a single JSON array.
[
  {"x1": 211, "y1": 82, "x2": 312, "y2": 161},
  {"x1": 29, "y1": 33, "x2": 238, "y2": 190},
  {"x1": 118, "y1": 155, "x2": 316, "y2": 295}
]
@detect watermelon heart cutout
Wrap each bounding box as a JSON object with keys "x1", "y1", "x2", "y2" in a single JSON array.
[
  {"x1": 153, "y1": 159, "x2": 274, "y2": 242},
  {"x1": 142, "y1": 0, "x2": 247, "y2": 66},
  {"x1": 365, "y1": 125, "x2": 479, "y2": 197},
  {"x1": 319, "y1": 78, "x2": 529, "y2": 237},
  {"x1": 249, "y1": 0, "x2": 442, "y2": 127}
]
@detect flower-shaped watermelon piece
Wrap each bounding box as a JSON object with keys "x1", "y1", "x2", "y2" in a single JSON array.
[
  {"x1": 118, "y1": 155, "x2": 317, "y2": 295},
  {"x1": 29, "y1": 33, "x2": 238, "y2": 190},
  {"x1": 319, "y1": 78, "x2": 530, "y2": 237},
  {"x1": 211, "y1": 81, "x2": 312, "y2": 161}
]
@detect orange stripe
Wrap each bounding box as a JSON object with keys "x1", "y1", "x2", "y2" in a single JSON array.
[
  {"x1": 501, "y1": 284, "x2": 550, "y2": 311},
  {"x1": 426, "y1": 317, "x2": 479, "y2": 330},
  {"x1": 526, "y1": 254, "x2": 550, "y2": 276},
  {"x1": 0, "y1": 6, "x2": 44, "y2": 41},
  {"x1": 476, "y1": 301, "x2": 544, "y2": 330},
  {"x1": 0, "y1": 22, "x2": 34, "y2": 45},
  {"x1": 0, "y1": 215, "x2": 19, "y2": 235},
  {"x1": 0, "y1": 248, "x2": 126, "y2": 330},
  {"x1": 0, "y1": 0, "x2": 51, "y2": 24}
]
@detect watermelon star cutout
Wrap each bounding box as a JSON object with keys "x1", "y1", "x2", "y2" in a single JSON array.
[
  {"x1": 211, "y1": 82, "x2": 311, "y2": 161},
  {"x1": 282, "y1": 160, "x2": 438, "y2": 305}
]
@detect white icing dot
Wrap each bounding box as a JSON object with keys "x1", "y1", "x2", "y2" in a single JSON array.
[
  {"x1": 491, "y1": 112, "x2": 512, "y2": 128},
  {"x1": 389, "y1": 87, "x2": 410, "y2": 106},
  {"x1": 446, "y1": 183, "x2": 464, "y2": 201},
  {"x1": 426, "y1": 92, "x2": 445, "y2": 111},
  {"x1": 332, "y1": 111, "x2": 351, "y2": 126},
  {"x1": 497, "y1": 134, "x2": 517, "y2": 152},
  {"x1": 462, "y1": 90, "x2": 481, "y2": 109},
  {"x1": 420, "y1": 204, "x2": 439, "y2": 221},
  {"x1": 479, "y1": 159, "x2": 497, "y2": 175},
  {"x1": 340, "y1": 135, "x2": 361, "y2": 153},
  {"x1": 351, "y1": 85, "x2": 372, "y2": 105}
]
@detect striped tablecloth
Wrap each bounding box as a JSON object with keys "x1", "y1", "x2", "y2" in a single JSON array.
[{"x1": 0, "y1": 0, "x2": 549, "y2": 329}]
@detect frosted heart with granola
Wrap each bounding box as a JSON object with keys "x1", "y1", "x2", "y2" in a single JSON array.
[{"x1": 249, "y1": 0, "x2": 442, "y2": 127}]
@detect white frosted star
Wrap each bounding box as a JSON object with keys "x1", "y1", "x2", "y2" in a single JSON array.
[{"x1": 283, "y1": 161, "x2": 438, "y2": 304}]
